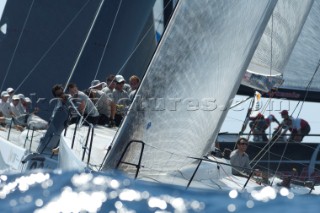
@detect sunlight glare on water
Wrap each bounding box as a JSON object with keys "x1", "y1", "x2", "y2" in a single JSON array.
[
  {"x1": 0, "y1": 170, "x2": 319, "y2": 212},
  {"x1": 35, "y1": 186, "x2": 107, "y2": 213},
  {"x1": 71, "y1": 173, "x2": 93, "y2": 187},
  {"x1": 229, "y1": 189, "x2": 238, "y2": 199},
  {"x1": 119, "y1": 189, "x2": 142, "y2": 201},
  {"x1": 0, "y1": 172, "x2": 50, "y2": 199},
  {"x1": 0, "y1": 175, "x2": 8, "y2": 181},
  {"x1": 110, "y1": 179, "x2": 120, "y2": 189},
  {"x1": 246, "y1": 200, "x2": 255, "y2": 208},
  {"x1": 227, "y1": 203, "x2": 236, "y2": 212},
  {"x1": 279, "y1": 187, "x2": 290, "y2": 196},
  {"x1": 251, "y1": 186, "x2": 277, "y2": 202},
  {"x1": 171, "y1": 197, "x2": 187, "y2": 212},
  {"x1": 148, "y1": 197, "x2": 167, "y2": 210}
]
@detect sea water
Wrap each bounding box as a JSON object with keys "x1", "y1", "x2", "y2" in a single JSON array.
[{"x1": 0, "y1": 170, "x2": 318, "y2": 213}]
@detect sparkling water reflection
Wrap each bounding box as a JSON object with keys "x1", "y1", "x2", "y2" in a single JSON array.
[{"x1": 0, "y1": 170, "x2": 319, "y2": 212}]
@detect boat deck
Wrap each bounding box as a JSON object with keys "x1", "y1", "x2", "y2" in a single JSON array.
[
  {"x1": 59, "y1": 124, "x2": 117, "y2": 171},
  {"x1": 0, "y1": 127, "x2": 45, "y2": 152}
]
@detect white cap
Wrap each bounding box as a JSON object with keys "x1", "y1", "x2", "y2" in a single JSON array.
[
  {"x1": 12, "y1": 95, "x2": 20, "y2": 100},
  {"x1": 1, "y1": 91, "x2": 9, "y2": 97},
  {"x1": 89, "y1": 80, "x2": 106, "y2": 89},
  {"x1": 6, "y1": 87, "x2": 14, "y2": 93},
  {"x1": 18, "y1": 93, "x2": 25, "y2": 100},
  {"x1": 24, "y1": 97, "x2": 32, "y2": 103},
  {"x1": 115, "y1": 75, "x2": 125, "y2": 83}
]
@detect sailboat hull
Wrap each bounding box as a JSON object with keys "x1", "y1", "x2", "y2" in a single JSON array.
[{"x1": 216, "y1": 138, "x2": 320, "y2": 183}]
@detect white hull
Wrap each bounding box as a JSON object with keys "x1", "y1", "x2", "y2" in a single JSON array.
[
  {"x1": 59, "y1": 124, "x2": 117, "y2": 171},
  {"x1": 0, "y1": 127, "x2": 45, "y2": 173},
  {"x1": 57, "y1": 125, "x2": 320, "y2": 194},
  {"x1": 1, "y1": 124, "x2": 319, "y2": 194}
]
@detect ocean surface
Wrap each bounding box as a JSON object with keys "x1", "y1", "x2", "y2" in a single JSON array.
[{"x1": 0, "y1": 169, "x2": 318, "y2": 213}]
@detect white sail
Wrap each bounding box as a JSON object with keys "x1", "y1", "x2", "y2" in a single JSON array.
[
  {"x1": 282, "y1": 0, "x2": 320, "y2": 92},
  {"x1": 242, "y1": 0, "x2": 314, "y2": 92},
  {"x1": 102, "y1": 0, "x2": 277, "y2": 184}
]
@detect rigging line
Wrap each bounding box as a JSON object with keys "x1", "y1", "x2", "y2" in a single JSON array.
[
  {"x1": 15, "y1": 0, "x2": 92, "y2": 92},
  {"x1": 93, "y1": 0, "x2": 122, "y2": 80},
  {"x1": 250, "y1": 125, "x2": 286, "y2": 168},
  {"x1": 239, "y1": 97, "x2": 254, "y2": 135},
  {"x1": 241, "y1": 92, "x2": 272, "y2": 141},
  {"x1": 209, "y1": 156, "x2": 249, "y2": 187},
  {"x1": 296, "y1": 59, "x2": 320, "y2": 118},
  {"x1": 116, "y1": 0, "x2": 175, "y2": 75},
  {"x1": 249, "y1": 142, "x2": 314, "y2": 166},
  {"x1": 249, "y1": 120, "x2": 285, "y2": 165},
  {"x1": 64, "y1": 0, "x2": 105, "y2": 91},
  {"x1": 82, "y1": 0, "x2": 122, "y2": 124},
  {"x1": 102, "y1": 0, "x2": 177, "y2": 158},
  {"x1": 100, "y1": 1, "x2": 179, "y2": 169},
  {"x1": 0, "y1": 0, "x2": 35, "y2": 91},
  {"x1": 85, "y1": 0, "x2": 167, "y2": 122},
  {"x1": 250, "y1": 127, "x2": 280, "y2": 163},
  {"x1": 65, "y1": 0, "x2": 107, "y2": 126},
  {"x1": 290, "y1": 59, "x2": 320, "y2": 118},
  {"x1": 95, "y1": 0, "x2": 173, "y2": 81},
  {"x1": 265, "y1": 11, "x2": 276, "y2": 144},
  {"x1": 269, "y1": 141, "x2": 289, "y2": 186},
  {"x1": 208, "y1": 156, "x2": 258, "y2": 188},
  {"x1": 229, "y1": 96, "x2": 251, "y2": 110},
  {"x1": 245, "y1": 20, "x2": 284, "y2": 169}
]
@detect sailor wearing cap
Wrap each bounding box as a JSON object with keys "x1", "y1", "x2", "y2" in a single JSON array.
[
  {"x1": 89, "y1": 80, "x2": 107, "y2": 90},
  {"x1": 6, "y1": 87, "x2": 15, "y2": 102},
  {"x1": 279, "y1": 110, "x2": 310, "y2": 142},
  {"x1": 10, "y1": 95, "x2": 24, "y2": 117},
  {"x1": 113, "y1": 75, "x2": 130, "y2": 126},
  {"x1": 0, "y1": 91, "x2": 12, "y2": 118}
]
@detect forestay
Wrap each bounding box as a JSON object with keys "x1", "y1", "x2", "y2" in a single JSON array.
[{"x1": 102, "y1": 0, "x2": 277, "y2": 183}]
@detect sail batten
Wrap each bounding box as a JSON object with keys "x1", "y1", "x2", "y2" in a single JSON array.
[{"x1": 102, "y1": 0, "x2": 278, "y2": 182}]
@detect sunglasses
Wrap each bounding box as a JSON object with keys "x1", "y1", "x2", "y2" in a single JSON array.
[
  {"x1": 239, "y1": 142, "x2": 248, "y2": 146},
  {"x1": 239, "y1": 143, "x2": 248, "y2": 146}
]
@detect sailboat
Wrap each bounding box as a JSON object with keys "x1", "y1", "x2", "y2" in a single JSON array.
[
  {"x1": 53, "y1": 0, "x2": 276, "y2": 192},
  {"x1": 1, "y1": 0, "x2": 319, "y2": 194},
  {"x1": 96, "y1": 0, "x2": 319, "y2": 192},
  {"x1": 218, "y1": 0, "x2": 320, "y2": 186}
]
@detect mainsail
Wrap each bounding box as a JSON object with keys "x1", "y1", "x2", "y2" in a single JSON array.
[
  {"x1": 241, "y1": 0, "x2": 314, "y2": 92},
  {"x1": 102, "y1": 0, "x2": 277, "y2": 183}
]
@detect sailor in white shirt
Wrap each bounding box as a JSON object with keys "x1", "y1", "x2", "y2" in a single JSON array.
[
  {"x1": 10, "y1": 95, "x2": 25, "y2": 117},
  {"x1": 0, "y1": 91, "x2": 12, "y2": 118}
]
